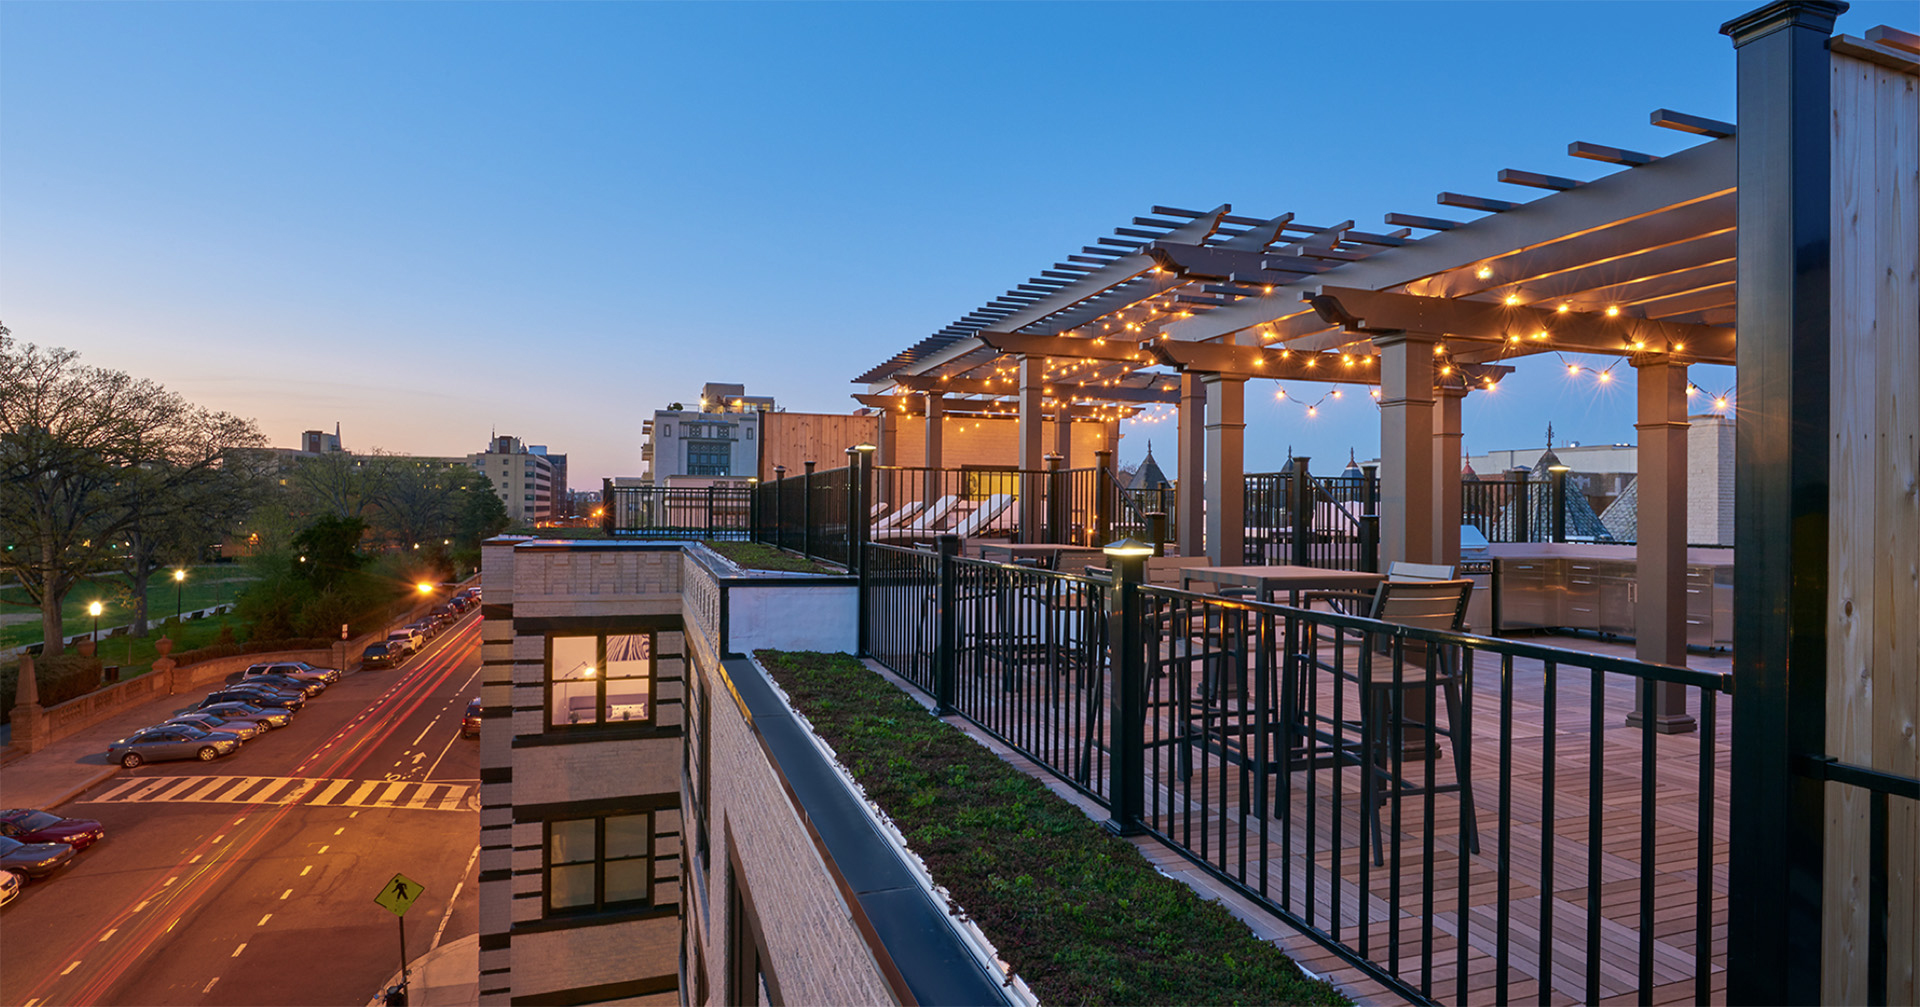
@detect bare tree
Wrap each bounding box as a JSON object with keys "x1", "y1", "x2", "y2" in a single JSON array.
[{"x1": 0, "y1": 330, "x2": 264, "y2": 654}]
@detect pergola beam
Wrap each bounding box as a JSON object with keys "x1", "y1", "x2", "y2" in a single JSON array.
[
  {"x1": 886, "y1": 373, "x2": 1178, "y2": 404},
  {"x1": 853, "y1": 394, "x2": 1137, "y2": 420},
  {"x1": 976, "y1": 330, "x2": 1159, "y2": 364},
  {"x1": 1308, "y1": 285, "x2": 1735, "y2": 364},
  {"x1": 1144, "y1": 338, "x2": 1513, "y2": 387}
]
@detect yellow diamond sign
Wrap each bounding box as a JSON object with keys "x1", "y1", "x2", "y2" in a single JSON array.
[{"x1": 374, "y1": 872, "x2": 424, "y2": 917}]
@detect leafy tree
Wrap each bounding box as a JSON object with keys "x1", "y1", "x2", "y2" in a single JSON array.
[
  {"x1": 291, "y1": 514, "x2": 367, "y2": 592},
  {"x1": 0, "y1": 328, "x2": 263, "y2": 655}
]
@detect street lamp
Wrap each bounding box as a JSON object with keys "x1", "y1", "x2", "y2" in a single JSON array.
[
  {"x1": 173, "y1": 568, "x2": 187, "y2": 637},
  {"x1": 88, "y1": 600, "x2": 103, "y2": 644},
  {"x1": 416, "y1": 582, "x2": 434, "y2": 596}
]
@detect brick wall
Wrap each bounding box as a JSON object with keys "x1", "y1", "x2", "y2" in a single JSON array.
[{"x1": 1686, "y1": 414, "x2": 1736, "y2": 545}]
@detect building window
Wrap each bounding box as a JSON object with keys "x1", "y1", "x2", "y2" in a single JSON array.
[
  {"x1": 661, "y1": 423, "x2": 672, "y2": 437},
  {"x1": 548, "y1": 633, "x2": 654, "y2": 728},
  {"x1": 687, "y1": 441, "x2": 730, "y2": 477},
  {"x1": 545, "y1": 812, "x2": 652, "y2": 915}
]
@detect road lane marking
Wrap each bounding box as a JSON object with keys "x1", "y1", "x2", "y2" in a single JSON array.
[
  {"x1": 203, "y1": 978, "x2": 220, "y2": 993},
  {"x1": 374, "y1": 781, "x2": 410, "y2": 806},
  {"x1": 300, "y1": 865, "x2": 313, "y2": 876},
  {"x1": 334, "y1": 827, "x2": 346, "y2": 835},
  {"x1": 61, "y1": 962, "x2": 80, "y2": 976},
  {"x1": 90, "y1": 779, "x2": 147, "y2": 802},
  {"x1": 431, "y1": 843, "x2": 483, "y2": 950},
  {"x1": 79, "y1": 773, "x2": 474, "y2": 812},
  {"x1": 231, "y1": 943, "x2": 246, "y2": 957},
  {"x1": 411, "y1": 718, "x2": 438, "y2": 745},
  {"x1": 350, "y1": 811, "x2": 360, "y2": 818},
  {"x1": 308, "y1": 779, "x2": 352, "y2": 804},
  {"x1": 318, "y1": 845, "x2": 329, "y2": 853},
  {"x1": 257, "y1": 914, "x2": 272, "y2": 926},
  {"x1": 281, "y1": 889, "x2": 292, "y2": 900},
  {"x1": 212, "y1": 834, "x2": 224, "y2": 843},
  {"x1": 188, "y1": 854, "x2": 202, "y2": 864},
  {"x1": 163, "y1": 876, "x2": 177, "y2": 886},
  {"x1": 98, "y1": 929, "x2": 116, "y2": 942},
  {"x1": 132, "y1": 900, "x2": 148, "y2": 912}
]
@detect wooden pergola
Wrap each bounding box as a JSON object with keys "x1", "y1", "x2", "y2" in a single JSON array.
[{"x1": 854, "y1": 6, "x2": 1917, "y2": 1000}]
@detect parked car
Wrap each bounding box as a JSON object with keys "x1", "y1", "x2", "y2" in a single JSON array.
[
  {"x1": 386, "y1": 629, "x2": 421, "y2": 654},
  {"x1": 164, "y1": 713, "x2": 265, "y2": 741},
  {"x1": 244, "y1": 661, "x2": 337, "y2": 686},
  {"x1": 108, "y1": 725, "x2": 243, "y2": 767},
  {"x1": 283, "y1": 660, "x2": 342, "y2": 684},
  {"x1": 198, "y1": 701, "x2": 293, "y2": 729},
  {"x1": 461, "y1": 698, "x2": 482, "y2": 738},
  {"x1": 0, "y1": 836, "x2": 75, "y2": 882},
  {"x1": 0, "y1": 866, "x2": 20, "y2": 905},
  {"x1": 240, "y1": 672, "x2": 323, "y2": 697},
  {"x1": 408, "y1": 619, "x2": 438, "y2": 640},
  {"x1": 361, "y1": 642, "x2": 398, "y2": 669},
  {"x1": 0, "y1": 809, "x2": 105, "y2": 852},
  {"x1": 204, "y1": 686, "x2": 306, "y2": 712}
]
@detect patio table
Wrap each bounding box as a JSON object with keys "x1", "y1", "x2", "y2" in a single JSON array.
[
  {"x1": 1180, "y1": 564, "x2": 1383, "y2": 607},
  {"x1": 973, "y1": 542, "x2": 1099, "y2": 570}
]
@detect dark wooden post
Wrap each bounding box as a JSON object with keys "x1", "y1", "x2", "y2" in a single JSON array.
[
  {"x1": 600, "y1": 478, "x2": 613, "y2": 536},
  {"x1": 1044, "y1": 454, "x2": 1065, "y2": 544},
  {"x1": 1508, "y1": 467, "x2": 1532, "y2": 543},
  {"x1": 1361, "y1": 464, "x2": 1380, "y2": 574},
  {"x1": 1093, "y1": 448, "x2": 1115, "y2": 546},
  {"x1": 853, "y1": 445, "x2": 875, "y2": 654},
  {"x1": 1721, "y1": 2, "x2": 1842, "y2": 1002},
  {"x1": 801, "y1": 460, "x2": 815, "y2": 561}
]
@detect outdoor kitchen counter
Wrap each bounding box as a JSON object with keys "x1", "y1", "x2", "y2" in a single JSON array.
[{"x1": 1480, "y1": 542, "x2": 1734, "y2": 648}]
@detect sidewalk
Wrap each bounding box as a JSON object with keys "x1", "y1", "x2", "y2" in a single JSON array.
[
  {"x1": 367, "y1": 933, "x2": 478, "y2": 1007},
  {"x1": 0, "y1": 676, "x2": 217, "y2": 810}
]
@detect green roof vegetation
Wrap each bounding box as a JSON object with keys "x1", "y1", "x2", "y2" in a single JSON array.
[
  {"x1": 758, "y1": 650, "x2": 1351, "y2": 1007},
  {"x1": 702, "y1": 540, "x2": 841, "y2": 575}
]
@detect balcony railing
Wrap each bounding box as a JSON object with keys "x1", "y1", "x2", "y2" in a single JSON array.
[{"x1": 864, "y1": 544, "x2": 1739, "y2": 1005}]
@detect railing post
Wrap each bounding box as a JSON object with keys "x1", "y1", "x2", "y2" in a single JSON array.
[
  {"x1": 1290, "y1": 455, "x2": 1312, "y2": 567},
  {"x1": 1360, "y1": 463, "x2": 1380, "y2": 573},
  {"x1": 748, "y1": 479, "x2": 761, "y2": 543},
  {"x1": 802, "y1": 460, "x2": 815, "y2": 561},
  {"x1": 934, "y1": 534, "x2": 959, "y2": 715},
  {"x1": 1103, "y1": 543, "x2": 1148, "y2": 835},
  {"x1": 846, "y1": 447, "x2": 861, "y2": 571},
  {"x1": 706, "y1": 484, "x2": 716, "y2": 540},
  {"x1": 600, "y1": 478, "x2": 613, "y2": 535},
  {"x1": 1549, "y1": 466, "x2": 1569, "y2": 543},
  {"x1": 1044, "y1": 454, "x2": 1065, "y2": 544},
  {"x1": 1508, "y1": 467, "x2": 1531, "y2": 543},
  {"x1": 773, "y1": 466, "x2": 787, "y2": 551},
  {"x1": 1143, "y1": 511, "x2": 1167, "y2": 557},
  {"x1": 854, "y1": 445, "x2": 875, "y2": 655},
  {"x1": 1094, "y1": 449, "x2": 1115, "y2": 547}
]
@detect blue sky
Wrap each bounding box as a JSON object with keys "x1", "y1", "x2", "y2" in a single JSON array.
[{"x1": 3, "y1": 1, "x2": 1908, "y2": 484}]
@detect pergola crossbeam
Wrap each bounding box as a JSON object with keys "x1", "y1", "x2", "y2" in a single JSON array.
[
  {"x1": 1650, "y1": 108, "x2": 1736, "y2": 138},
  {"x1": 1308, "y1": 285, "x2": 1735, "y2": 364},
  {"x1": 1568, "y1": 140, "x2": 1658, "y2": 166}
]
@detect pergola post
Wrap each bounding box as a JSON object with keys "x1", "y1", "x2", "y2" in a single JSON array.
[
  {"x1": 873, "y1": 408, "x2": 893, "y2": 506},
  {"x1": 1432, "y1": 386, "x2": 1466, "y2": 568},
  {"x1": 1018, "y1": 356, "x2": 1045, "y2": 542},
  {"x1": 1374, "y1": 331, "x2": 1439, "y2": 567},
  {"x1": 1176, "y1": 372, "x2": 1206, "y2": 558},
  {"x1": 1720, "y1": 2, "x2": 1842, "y2": 1003},
  {"x1": 1629, "y1": 355, "x2": 1695, "y2": 733},
  {"x1": 1202, "y1": 375, "x2": 1246, "y2": 566},
  {"x1": 1053, "y1": 406, "x2": 1073, "y2": 468},
  {"x1": 923, "y1": 391, "x2": 944, "y2": 505}
]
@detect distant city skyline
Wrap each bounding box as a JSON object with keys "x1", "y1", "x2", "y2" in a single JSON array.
[{"x1": 4, "y1": 1, "x2": 1906, "y2": 483}]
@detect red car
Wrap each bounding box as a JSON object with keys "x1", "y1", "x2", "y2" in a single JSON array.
[{"x1": 0, "y1": 809, "x2": 105, "y2": 852}]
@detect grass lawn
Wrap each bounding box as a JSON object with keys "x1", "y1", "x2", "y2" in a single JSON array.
[
  {"x1": 8, "y1": 611, "x2": 255, "y2": 682},
  {"x1": 0, "y1": 566, "x2": 257, "y2": 650},
  {"x1": 758, "y1": 650, "x2": 1351, "y2": 1007},
  {"x1": 701, "y1": 541, "x2": 841, "y2": 574}
]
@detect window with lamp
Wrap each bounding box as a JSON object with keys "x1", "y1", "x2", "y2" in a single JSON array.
[{"x1": 547, "y1": 633, "x2": 654, "y2": 729}]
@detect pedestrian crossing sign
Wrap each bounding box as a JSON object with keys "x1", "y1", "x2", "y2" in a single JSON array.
[{"x1": 375, "y1": 872, "x2": 424, "y2": 916}]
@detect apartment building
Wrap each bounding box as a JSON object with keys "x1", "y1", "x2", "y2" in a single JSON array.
[
  {"x1": 640, "y1": 383, "x2": 770, "y2": 486},
  {"x1": 470, "y1": 435, "x2": 558, "y2": 525}
]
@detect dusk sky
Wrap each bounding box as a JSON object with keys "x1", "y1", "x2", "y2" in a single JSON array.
[{"x1": 4, "y1": 1, "x2": 1907, "y2": 485}]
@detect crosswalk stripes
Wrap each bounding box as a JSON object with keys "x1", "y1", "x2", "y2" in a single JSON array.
[{"x1": 81, "y1": 774, "x2": 476, "y2": 812}]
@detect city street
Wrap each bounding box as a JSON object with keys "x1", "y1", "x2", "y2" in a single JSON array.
[{"x1": 1, "y1": 614, "x2": 483, "y2": 1007}]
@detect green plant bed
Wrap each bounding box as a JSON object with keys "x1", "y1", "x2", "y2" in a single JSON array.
[
  {"x1": 0, "y1": 566, "x2": 256, "y2": 650},
  {"x1": 703, "y1": 541, "x2": 841, "y2": 575},
  {"x1": 757, "y1": 650, "x2": 1350, "y2": 1007}
]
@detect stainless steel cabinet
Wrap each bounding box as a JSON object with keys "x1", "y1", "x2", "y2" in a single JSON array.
[
  {"x1": 1496, "y1": 560, "x2": 1554, "y2": 630},
  {"x1": 1494, "y1": 553, "x2": 1733, "y2": 649}
]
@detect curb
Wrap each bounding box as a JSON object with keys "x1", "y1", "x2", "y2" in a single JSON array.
[{"x1": 45, "y1": 766, "x2": 123, "y2": 810}]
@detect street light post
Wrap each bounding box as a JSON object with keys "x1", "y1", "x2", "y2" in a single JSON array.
[
  {"x1": 174, "y1": 568, "x2": 187, "y2": 638},
  {"x1": 88, "y1": 600, "x2": 103, "y2": 645}
]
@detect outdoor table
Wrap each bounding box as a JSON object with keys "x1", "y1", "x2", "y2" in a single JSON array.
[
  {"x1": 973, "y1": 543, "x2": 1094, "y2": 569},
  {"x1": 1180, "y1": 564, "x2": 1383, "y2": 607}
]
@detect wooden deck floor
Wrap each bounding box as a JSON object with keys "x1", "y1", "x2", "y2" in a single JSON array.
[{"x1": 924, "y1": 631, "x2": 1734, "y2": 1006}]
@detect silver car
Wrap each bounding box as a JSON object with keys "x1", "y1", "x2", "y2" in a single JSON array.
[
  {"x1": 198, "y1": 701, "x2": 293, "y2": 729},
  {"x1": 107, "y1": 725, "x2": 242, "y2": 768},
  {"x1": 163, "y1": 713, "x2": 264, "y2": 741}
]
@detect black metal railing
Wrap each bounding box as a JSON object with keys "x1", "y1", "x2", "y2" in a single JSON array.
[
  {"x1": 1122, "y1": 585, "x2": 1729, "y2": 1005},
  {"x1": 602, "y1": 483, "x2": 753, "y2": 539},
  {"x1": 865, "y1": 465, "x2": 1108, "y2": 546},
  {"x1": 1802, "y1": 757, "x2": 1920, "y2": 1007},
  {"x1": 1115, "y1": 481, "x2": 1175, "y2": 543},
  {"x1": 866, "y1": 541, "x2": 1111, "y2": 804},
  {"x1": 1244, "y1": 466, "x2": 1378, "y2": 571},
  {"x1": 862, "y1": 546, "x2": 1734, "y2": 1005}
]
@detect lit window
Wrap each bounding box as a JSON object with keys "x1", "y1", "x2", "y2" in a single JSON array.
[{"x1": 548, "y1": 633, "x2": 654, "y2": 728}]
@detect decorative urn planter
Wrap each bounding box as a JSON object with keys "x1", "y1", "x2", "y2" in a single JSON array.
[{"x1": 155, "y1": 637, "x2": 174, "y2": 657}]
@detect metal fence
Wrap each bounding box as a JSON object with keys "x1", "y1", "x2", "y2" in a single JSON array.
[
  {"x1": 862, "y1": 548, "x2": 1735, "y2": 1005},
  {"x1": 601, "y1": 483, "x2": 752, "y2": 539},
  {"x1": 866, "y1": 541, "x2": 1111, "y2": 803},
  {"x1": 1244, "y1": 467, "x2": 1379, "y2": 571}
]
